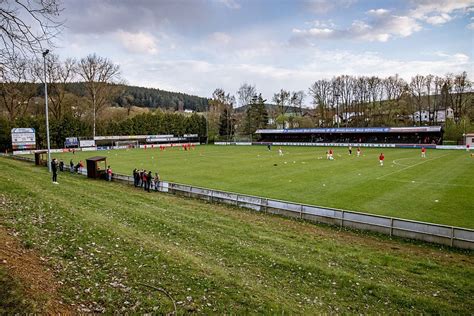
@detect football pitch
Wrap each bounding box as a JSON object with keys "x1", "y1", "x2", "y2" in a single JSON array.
[{"x1": 47, "y1": 145, "x2": 473, "y2": 228}]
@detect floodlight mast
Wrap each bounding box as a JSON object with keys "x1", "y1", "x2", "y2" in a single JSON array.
[{"x1": 43, "y1": 49, "x2": 52, "y2": 172}]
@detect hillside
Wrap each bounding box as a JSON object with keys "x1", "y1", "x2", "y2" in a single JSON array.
[
  {"x1": 0, "y1": 157, "x2": 473, "y2": 313},
  {"x1": 65, "y1": 83, "x2": 209, "y2": 111}
]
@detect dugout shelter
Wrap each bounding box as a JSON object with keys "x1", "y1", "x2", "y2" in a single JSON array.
[
  {"x1": 34, "y1": 150, "x2": 48, "y2": 166},
  {"x1": 256, "y1": 126, "x2": 443, "y2": 145},
  {"x1": 86, "y1": 156, "x2": 107, "y2": 179}
]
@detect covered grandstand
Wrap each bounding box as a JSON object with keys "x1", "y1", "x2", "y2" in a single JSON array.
[{"x1": 255, "y1": 126, "x2": 443, "y2": 146}]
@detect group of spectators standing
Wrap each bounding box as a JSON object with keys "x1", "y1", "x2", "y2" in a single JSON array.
[
  {"x1": 69, "y1": 159, "x2": 84, "y2": 174},
  {"x1": 51, "y1": 157, "x2": 161, "y2": 192},
  {"x1": 133, "y1": 169, "x2": 160, "y2": 192},
  {"x1": 51, "y1": 158, "x2": 86, "y2": 183}
]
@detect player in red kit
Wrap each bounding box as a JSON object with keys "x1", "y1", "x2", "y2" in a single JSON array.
[
  {"x1": 379, "y1": 153, "x2": 385, "y2": 166},
  {"x1": 328, "y1": 149, "x2": 334, "y2": 160},
  {"x1": 421, "y1": 147, "x2": 426, "y2": 158}
]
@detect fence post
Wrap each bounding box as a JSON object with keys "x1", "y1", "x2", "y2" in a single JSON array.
[
  {"x1": 236, "y1": 194, "x2": 240, "y2": 207},
  {"x1": 300, "y1": 204, "x2": 303, "y2": 219},
  {"x1": 341, "y1": 210, "x2": 344, "y2": 228},
  {"x1": 451, "y1": 227, "x2": 454, "y2": 247},
  {"x1": 210, "y1": 190, "x2": 214, "y2": 203},
  {"x1": 390, "y1": 218, "x2": 394, "y2": 237}
]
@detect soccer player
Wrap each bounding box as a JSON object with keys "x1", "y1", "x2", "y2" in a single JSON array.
[
  {"x1": 356, "y1": 147, "x2": 361, "y2": 157},
  {"x1": 379, "y1": 153, "x2": 385, "y2": 166},
  {"x1": 421, "y1": 146, "x2": 426, "y2": 158},
  {"x1": 329, "y1": 149, "x2": 333, "y2": 160},
  {"x1": 467, "y1": 144, "x2": 471, "y2": 152},
  {"x1": 278, "y1": 147, "x2": 283, "y2": 156},
  {"x1": 348, "y1": 146, "x2": 352, "y2": 155}
]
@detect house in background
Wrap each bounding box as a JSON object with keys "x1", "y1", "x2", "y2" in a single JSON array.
[{"x1": 413, "y1": 107, "x2": 454, "y2": 123}]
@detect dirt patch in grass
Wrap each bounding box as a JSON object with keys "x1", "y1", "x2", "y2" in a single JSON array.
[{"x1": 0, "y1": 226, "x2": 74, "y2": 314}]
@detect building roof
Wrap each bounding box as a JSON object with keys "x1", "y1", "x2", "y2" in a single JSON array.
[
  {"x1": 256, "y1": 126, "x2": 442, "y2": 134},
  {"x1": 86, "y1": 156, "x2": 107, "y2": 162}
]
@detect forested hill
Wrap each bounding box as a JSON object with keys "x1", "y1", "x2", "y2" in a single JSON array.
[{"x1": 65, "y1": 83, "x2": 209, "y2": 111}]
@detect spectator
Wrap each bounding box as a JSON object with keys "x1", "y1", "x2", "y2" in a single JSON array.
[
  {"x1": 147, "y1": 171, "x2": 152, "y2": 192},
  {"x1": 153, "y1": 172, "x2": 160, "y2": 191},
  {"x1": 133, "y1": 168, "x2": 138, "y2": 187},
  {"x1": 59, "y1": 160, "x2": 64, "y2": 171},
  {"x1": 69, "y1": 159, "x2": 74, "y2": 174},
  {"x1": 142, "y1": 170, "x2": 147, "y2": 190},
  {"x1": 140, "y1": 170, "x2": 145, "y2": 188},
  {"x1": 106, "y1": 165, "x2": 113, "y2": 181},
  {"x1": 51, "y1": 158, "x2": 59, "y2": 184}
]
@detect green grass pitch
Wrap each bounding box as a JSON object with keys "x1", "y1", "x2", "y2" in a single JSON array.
[{"x1": 45, "y1": 145, "x2": 473, "y2": 228}]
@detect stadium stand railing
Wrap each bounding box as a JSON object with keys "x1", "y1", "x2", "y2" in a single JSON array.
[{"x1": 3, "y1": 153, "x2": 473, "y2": 250}]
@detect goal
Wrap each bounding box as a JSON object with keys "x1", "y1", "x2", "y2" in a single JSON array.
[{"x1": 115, "y1": 140, "x2": 139, "y2": 149}]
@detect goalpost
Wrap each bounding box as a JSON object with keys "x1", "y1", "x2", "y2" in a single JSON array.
[{"x1": 115, "y1": 140, "x2": 139, "y2": 149}]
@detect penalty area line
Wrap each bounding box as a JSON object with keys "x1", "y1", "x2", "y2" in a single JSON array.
[
  {"x1": 382, "y1": 178, "x2": 474, "y2": 188},
  {"x1": 376, "y1": 154, "x2": 450, "y2": 180}
]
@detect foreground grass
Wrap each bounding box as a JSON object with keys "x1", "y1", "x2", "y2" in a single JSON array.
[
  {"x1": 0, "y1": 267, "x2": 35, "y2": 313},
  {"x1": 0, "y1": 158, "x2": 473, "y2": 313},
  {"x1": 46, "y1": 145, "x2": 474, "y2": 228}
]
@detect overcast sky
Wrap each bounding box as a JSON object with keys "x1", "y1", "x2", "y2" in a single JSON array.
[{"x1": 55, "y1": 0, "x2": 473, "y2": 104}]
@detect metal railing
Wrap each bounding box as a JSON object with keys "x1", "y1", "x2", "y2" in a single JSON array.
[{"x1": 3, "y1": 153, "x2": 473, "y2": 250}]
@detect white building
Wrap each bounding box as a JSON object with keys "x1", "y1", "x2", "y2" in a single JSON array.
[{"x1": 413, "y1": 108, "x2": 453, "y2": 123}]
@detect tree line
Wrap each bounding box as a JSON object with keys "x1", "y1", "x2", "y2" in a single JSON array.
[
  {"x1": 208, "y1": 73, "x2": 472, "y2": 142},
  {"x1": 0, "y1": 111, "x2": 206, "y2": 151}
]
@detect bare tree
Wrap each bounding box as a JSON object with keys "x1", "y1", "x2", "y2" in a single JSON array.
[
  {"x1": 308, "y1": 79, "x2": 332, "y2": 126},
  {"x1": 335, "y1": 75, "x2": 353, "y2": 127},
  {"x1": 32, "y1": 53, "x2": 76, "y2": 119},
  {"x1": 409, "y1": 75, "x2": 426, "y2": 125},
  {"x1": 0, "y1": 54, "x2": 37, "y2": 120},
  {"x1": 0, "y1": 0, "x2": 63, "y2": 66},
  {"x1": 272, "y1": 89, "x2": 290, "y2": 115},
  {"x1": 383, "y1": 75, "x2": 407, "y2": 125},
  {"x1": 452, "y1": 71, "x2": 472, "y2": 122},
  {"x1": 290, "y1": 90, "x2": 305, "y2": 115},
  {"x1": 433, "y1": 76, "x2": 444, "y2": 124},
  {"x1": 365, "y1": 76, "x2": 382, "y2": 126},
  {"x1": 77, "y1": 54, "x2": 121, "y2": 138},
  {"x1": 236, "y1": 83, "x2": 256, "y2": 107},
  {"x1": 352, "y1": 76, "x2": 370, "y2": 126},
  {"x1": 425, "y1": 74, "x2": 434, "y2": 124}
]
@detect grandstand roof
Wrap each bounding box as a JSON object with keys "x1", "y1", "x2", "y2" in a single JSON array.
[{"x1": 255, "y1": 126, "x2": 442, "y2": 134}]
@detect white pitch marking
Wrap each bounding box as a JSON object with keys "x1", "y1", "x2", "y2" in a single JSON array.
[
  {"x1": 376, "y1": 154, "x2": 449, "y2": 180},
  {"x1": 382, "y1": 179, "x2": 474, "y2": 188}
]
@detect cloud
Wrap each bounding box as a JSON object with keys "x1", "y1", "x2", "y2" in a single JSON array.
[
  {"x1": 117, "y1": 47, "x2": 472, "y2": 102},
  {"x1": 291, "y1": 14, "x2": 421, "y2": 43},
  {"x1": 467, "y1": 22, "x2": 474, "y2": 29},
  {"x1": 424, "y1": 13, "x2": 453, "y2": 24},
  {"x1": 63, "y1": 0, "x2": 211, "y2": 35},
  {"x1": 293, "y1": 0, "x2": 472, "y2": 44},
  {"x1": 209, "y1": 32, "x2": 232, "y2": 45},
  {"x1": 116, "y1": 31, "x2": 158, "y2": 55},
  {"x1": 215, "y1": 0, "x2": 241, "y2": 9},
  {"x1": 304, "y1": 0, "x2": 357, "y2": 14},
  {"x1": 410, "y1": 0, "x2": 473, "y2": 25},
  {"x1": 367, "y1": 9, "x2": 390, "y2": 16}
]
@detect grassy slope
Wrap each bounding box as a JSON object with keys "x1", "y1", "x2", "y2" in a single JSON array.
[
  {"x1": 0, "y1": 267, "x2": 35, "y2": 313},
  {"x1": 0, "y1": 157, "x2": 473, "y2": 313},
  {"x1": 47, "y1": 145, "x2": 474, "y2": 228}
]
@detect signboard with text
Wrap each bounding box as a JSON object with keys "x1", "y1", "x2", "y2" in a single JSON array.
[{"x1": 11, "y1": 128, "x2": 36, "y2": 150}]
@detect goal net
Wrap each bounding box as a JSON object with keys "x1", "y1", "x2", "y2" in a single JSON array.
[{"x1": 115, "y1": 140, "x2": 139, "y2": 149}]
